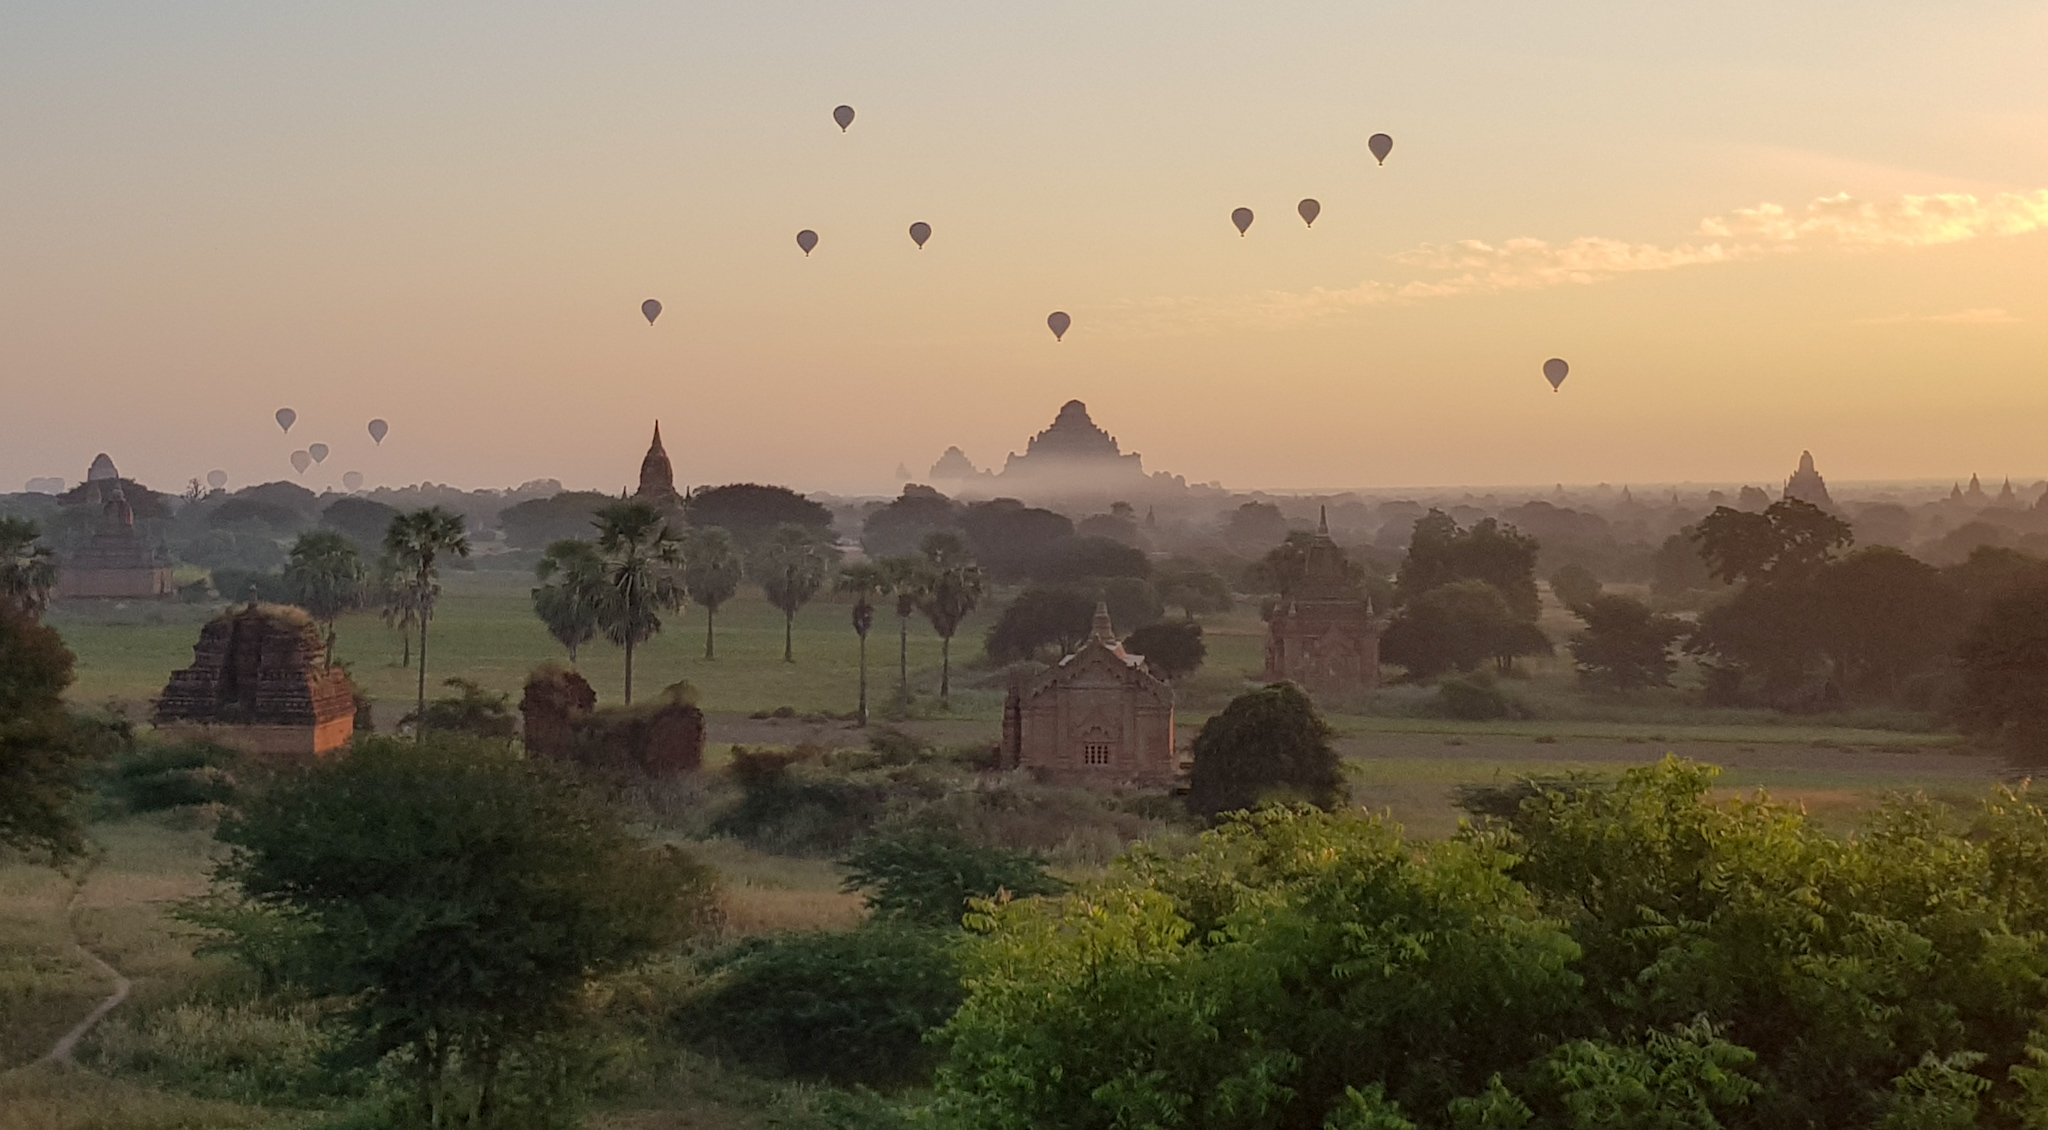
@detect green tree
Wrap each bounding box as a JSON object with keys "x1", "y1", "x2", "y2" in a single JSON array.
[
  {"x1": 373, "y1": 551, "x2": 422, "y2": 668},
  {"x1": 842, "y1": 825, "x2": 1063, "y2": 927},
  {"x1": 0, "y1": 605, "x2": 88, "y2": 860},
  {"x1": 1186, "y1": 682, "x2": 1346, "y2": 818},
  {"x1": 1549, "y1": 563, "x2": 1603, "y2": 612},
  {"x1": 681, "y1": 526, "x2": 744, "y2": 660},
  {"x1": 592, "y1": 501, "x2": 682, "y2": 704},
  {"x1": 1958, "y1": 581, "x2": 2048, "y2": 758},
  {"x1": 283, "y1": 529, "x2": 364, "y2": 665},
  {"x1": 1397, "y1": 511, "x2": 1542, "y2": 620},
  {"x1": 1383, "y1": 580, "x2": 1551, "y2": 679},
  {"x1": 984, "y1": 586, "x2": 1097, "y2": 662},
  {"x1": 531, "y1": 538, "x2": 603, "y2": 662},
  {"x1": 1125, "y1": 620, "x2": 1206, "y2": 681},
  {"x1": 400, "y1": 677, "x2": 518, "y2": 742},
  {"x1": 383, "y1": 507, "x2": 470, "y2": 725},
  {"x1": 1692, "y1": 498, "x2": 1853, "y2": 585},
  {"x1": 753, "y1": 524, "x2": 839, "y2": 663},
  {"x1": 211, "y1": 736, "x2": 715, "y2": 1126},
  {"x1": 683, "y1": 483, "x2": 832, "y2": 551},
  {"x1": 0, "y1": 517, "x2": 59, "y2": 619},
  {"x1": 916, "y1": 531, "x2": 984, "y2": 706},
  {"x1": 1154, "y1": 558, "x2": 1234, "y2": 619},
  {"x1": 836, "y1": 562, "x2": 890, "y2": 726},
  {"x1": 1569, "y1": 594, "x2": 1685, "y2": 690},
  {"x1": 881, "y1": 556, "x2": 928, "y2": 708}
]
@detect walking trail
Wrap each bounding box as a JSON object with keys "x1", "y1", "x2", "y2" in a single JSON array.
[{"x1": 42, "y1": 861, "x2": 131, "y2": 1066}]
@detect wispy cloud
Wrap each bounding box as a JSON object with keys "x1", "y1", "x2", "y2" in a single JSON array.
[
  {"x1": 1114, "y1": 189, "x2": 2048, "y2": 333},
  {"x1": 1858, "y1": 307, "x2": 2023, "y2": 325}
]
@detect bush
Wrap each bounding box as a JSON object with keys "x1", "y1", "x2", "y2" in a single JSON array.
[
  {"x1": 1186, "y1": 682, "x2": 1346, "y2": 819},
  {"x1": 713, "y1": 743, "x2": 954, "y2": 855},
  {"x1": 106, "y1": 741, "x2": 240, "y2": 812},
  {"x1": 1436, "y1": 672, "x2": 1520, "y2": 720},
  {"x1": 209, "y1": 567, "x2": 291, "y2": 604},
  {"x1": 1124, "y1": 620, "x2": 1205, "y2": 680},
  {"x1": 400, "y1": 677, "x2": 517, "y2": 741},
  {"x1": 842, "y1": 825, "x2": 1062, "y2": 927}
]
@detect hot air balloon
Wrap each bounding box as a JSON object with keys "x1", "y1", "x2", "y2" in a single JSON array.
[
  {"x1": 343, "y1": 471, "x2": 364, "y2": 492},
  {"x1": 1368, "y1": 133, "x2": 1393, "y2": 165},
  {"x1": 1543, "y1": 358, "x2": 1569, "y2": 391},
  {"x1": 368, "y1": 419, "x2": 388, "y2": 444},
  {"x1": 1298, "y1": 199, "x2": 1321, "y2": 227},
  {"x1": 276, "y1": 408, "x2": 296, "y2": 433},
  {"x1": 206, "y1": 470, "x2": 228, "y2": 490},
  {"x1": 1231, "y1": 207, "x2": 1254, "y2": 236},
  {"x1": 290, "y1": 451, "x2": 312, "y2": 474},
  {"x1": 833, "y1": 105, "x2": 855, "y2": 131},
  {"x1": 642, "y1": 298, "x2": 662, "y2": 324},
  {"x1": 308, "y1": 443, "x2": 329, "y2": 464},
  {"x1": 797, "y1": 229, "x2": 818, "y2": 256},
  {"x1": 909, "y1": 222, "x2": 931, "y2": 249},
  {"x1": 1047, "y1": 311, "x2": 1071, "y2": 341}
]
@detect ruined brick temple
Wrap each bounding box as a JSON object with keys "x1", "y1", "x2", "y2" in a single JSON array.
[
  {"x1": 154, "y1": 602, "x2": 357, "y2": 755},
  {"x1": 1263, "y1": 510, "x2": 1384, "y2": 695},
  {"x1": 56, "y1": 457, "x2": 173, "y2": 599},
  {"x1": 1001, "y1": 603, "x2": 1177, "y2": 785},
  {"x1": 519, "y1": 664, "x2": 705, "y2": 775}
]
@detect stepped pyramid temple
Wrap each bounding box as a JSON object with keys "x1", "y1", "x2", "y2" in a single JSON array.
[
  {"x1": 155, "y1": 601, "x2": 358, "y2": 755},
  {"x1": 1001, "y1": 400, "x2": 1145, "y2": 483},
  {"x1": 632, "y1": 422, "x2": 684, "y2": 511},
  {"x1": 1783, "y1": 451, "x2": 1834, "y2": 509},
  {"x1": 56, "y1": 456, "x2": 173, "y2": 599},
  {"x1": 1264, "y1": 510, "x2": 1384, "y2": 694},
  {"x1": 1001, "y1": 603, "x2": 1177, "y2": 785}
]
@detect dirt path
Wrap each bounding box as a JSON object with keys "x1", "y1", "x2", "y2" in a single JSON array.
[{"x1": 42, "y1": 864, "x2": 131, "y2": 1067}]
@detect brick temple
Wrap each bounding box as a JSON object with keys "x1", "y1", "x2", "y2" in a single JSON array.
[
  {"x1": 154, "y1": 602, "x2": 358, "y2": 755},
  {"x1": 1263, "y1": 510, "x2": 1383, "y2": 694},
  {"x1": 1000, "y1": 603, "x2": 1177, "y2": 785}
]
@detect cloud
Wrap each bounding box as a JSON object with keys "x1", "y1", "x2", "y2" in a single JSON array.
[
  {"x1": 1858, "y1": 307, "x2": 2023, "y2": 325},
  {"x1": 1115, "y1": 189, "x2": 2048, "y2": 333}
]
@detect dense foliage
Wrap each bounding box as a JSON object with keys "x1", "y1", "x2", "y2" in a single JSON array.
[
  {"x1": 1186, "y1": 683, "x2": 1345, "y2": 819},
  {"x1": 1569, "y1": 593, "x2": 1685, "y2": 690},
  {"x1": 0, "y1": 604, "x2": 91, "y2": 858},
  {"x1": 842, "y1": 825, "x2": 1063, "y2": 927}
]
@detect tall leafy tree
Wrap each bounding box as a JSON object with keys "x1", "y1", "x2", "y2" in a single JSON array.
[
  {"x1": 1568, "y1": 593, "x2": 1685, "y2": 690},
  {"x1": 1692, "y1": 498, "x2": 1853, "y2": 585},
  {"x1": 881, "y1": 556, "x2": 928, "y2": 708},
  {"x1": 915, "y1": 531, "x2": 984, "y2": 706},
  {"x1": 1186, "y1": 681, "x2": 1346, "y2": 818},
  {"x1": 0, "y1": 605, "x2": 89, "y2": 860},
  {"x1": 531, "y1": 538, "x2": 603, "y2": 662},
  {"x1": 681, "y1": 526, "x2": 743, "y2": 660},
  {"x1": 592, "y1": 501, "x2": 683, "y2": 704},
  {"x1": 383, "y1": 507, "x2": 470, "y2": 726},
  {"x1": 0, "y1": 518, "x2": 58, "y2": 619},
  {"x1": 836, "y1": 562, "x2": 890, "y2": 725},
  {"x1": 373, "y1": 552, "x2": 424, "y2": 668},
  {"x1": 1958, "y1": 581, "x2": 2048, "y2": 757},
  {"x1": 1396, "y1": 510, "x2": 1542, "y2": 620},
  {"x1": 754, "y1": 524, "x2": 839, "y2": 663},
  {"x1": 283, "y1": 529, "x2": 365, "y2": 666}
]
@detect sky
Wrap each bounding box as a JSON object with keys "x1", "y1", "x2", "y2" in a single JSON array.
[{"x1": 3, "y1": 1, "x2": 2047, "y2": 498}]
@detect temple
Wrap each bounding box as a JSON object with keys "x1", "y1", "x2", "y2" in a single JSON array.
[
  {"x1": 154, "y1": 602, "x2": 358, "y2": 755},
  {"x1": 1000, "y1": 603, "x2": 1177, "y2": 785},
  {"x1": 632, "y1": 422, "x2": 684, "y2": 511},
  {"x1": 999, "y1": 400, "x2": 1146, "y2": 484},
  {"x1": 56, "y1": 468, "x2": 173, "y2": 600},
  {"x1": 1263, "y1": 510, "x2": 1383, "y2": 694},
  {"x1": 1783, "y1": 451, "x2": 1834, "y2": 509}
]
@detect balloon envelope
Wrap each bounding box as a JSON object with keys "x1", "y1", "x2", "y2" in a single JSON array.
[
  {"x1": 343, "y1": 471, "x2": 364, "y2": 491},
  {"x1": 1543, "y1": 358, "x2": 1569, "y2": 391},
  {"x1": 1369, "y1": 133, "x2": 1393, "y2": 164},
  {"x1": 909, "y1": 221, "x2": 931, "y2": 248},
  {"x1": 1047, "y1": 311, "x2": 1071, "y2": 341},
  {"x1": 290, "y1": 451, "x2": 311, "y2": 474},
  {"x1": 206, "y1": 470, "x2": 227, "y2": 490},
  {"x1": 368, "y1": 419, "x2": 388, "y2": 444},
  {"x1": 796, "y1": 229, "x2": 818, "y2": 255},
  {"x1": 1298, "y1": 199, "x2": 1321, "y2": 227},
  {"x1": 833, "y1": 105, "x2": 855, "y2": 131},
  {"x1": 308, "y1": 443, "x2": 329, "y2": 464},
  {"x1": 642, "y1": 298, "x2": 661, "y2": 324},
  {"x1": 1231, "y1": 207, "x2": 1254, "y2": 235},
  {"x1": 275, "y1": 408, "x2": 296, "y2": 433}
]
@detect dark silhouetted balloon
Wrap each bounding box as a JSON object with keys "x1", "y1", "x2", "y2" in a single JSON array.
[
  {"x1": 308, "y1": 443, "x2": 329, "y2": 464},
  {"x1": 1231, "y1": 207, "x2": 1254, "y2": 236},
  {"x1": 642, "y1": 298, "x2": 662, "y2": 324},
  {"x1": 206, "y1": 470, "x2": 227, "y2": 490},
  {"x1": 1047, "y1": 311, "x2": 1071, "y2": 341},
  {"x1": 275, "y1": 408, "x2": 296, "y2": 433},
  {"x1": 343, "y1": 471, "x2": 364, "y2": 491},
  {"x1": 290, "y1": 450, "x2": 311, "y2": 474},
  {"x1": 797, "y1": 229, "x2": 818, "y2": 256},
  {"x1": 909, "y1": 221, "x2": 931, "y2": 249},
  {"x1": 833, "y1": 105, "x2": 855, "y2": 131},
  {"x1": 1543, "y1": 358, "x2": 1569, "y2": 391},
  {"x1": 1369, "y1": 133, "x2": 1393, "y2": 164},
  {"x1": 368, "y1": 419, "x2": 388, "y2": 444},
  {"x1": 1298, "y1": 199, "x2": 1321, "y2": 227}
]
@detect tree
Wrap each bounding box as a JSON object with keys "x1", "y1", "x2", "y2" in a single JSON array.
[
  {"x1": 860, "y1": 485, "x2": 960, "y2": 559},
  {"x1": 881, "y1": 556, "x2": 928, "y2": 708},
  {"x1": 684, "y1": 483, "x2": 832, "y2": 551},
  {"x1": 1125, "y1": 620, "x2": 1205, "y2": 681},
  {"x1": 958, "y1": 499, "x2": 1074, "y2": 582},
  {"x1": 1958, "y1": 581, "x2": 2048, "y2": 757},
  {"x1": 1692, "y1": 498, "x2": 1852, "y2": 585},
  {"x1": 1186, "y1": 682, "x2": 1345, "y2": 818},
  {"x1": 383, "y1": 507, "x2": 470, "y2": 725},
  {"x1": 374, "y1": 552, "x2": 424, "y2": 668},
  {"x1": 681, "y1": 526, "x2": 744, "y2": 660},
  {"x1": 1650, "y1": 528, "x2": 1723, "y2": 602},
  {"x1": 1808, "y1": 547, "x2": 1960, "y2": 699},
  {"x1": 283, "y1": 530, "x2": 364, "y2": 665},
  {"x1": 592, "y1": 501, "x2": 682, "y2": 704},
  {"x1": 531, "y1": 539, "x2": 603, "y2": 662},
  {"x1": 0, "y1": 605, "x2": 88, "y2": 860},
  {"x1": 841, "y1": 825, "x2": 1062, "y2": 927},
  {"x1": 836, "y1": 563, "x2": 890, "y2": 726},
  {"x1": 211, "y1": 736, "x2": 716, "y2": 1126},
  {"x1": 1397, "y1": 511, "x2": 1541, "y2": 620},
  {"x1": 1154, "y1": 559, "x2": 1234, "y2": 619},
  {"x1": 753, "y1": 524, "x2": 838, "y2": 663},
  {"x1": 496, "y1": 490, "x2": 612, "y2": 550},
  {"x1": 916, "y1": 532, "x2": 984, "y2": 706},
  {"x1": 0, "y1": 517, "x2": 58, "y2": 619},
  {"x1": 1382, "y1": 580, "x2": 1550, "y2": 679},
  {"x1": 1548, "y1": 562, "x2": 1602, "y2": 612},
  {"x1": 400, "y1": 677, "x2": 518, "y2": 741},
  {"x1": 1033, "y1": 535, "x2": 1150, "y2": 584},
  {"x1": 1569, "y1": 594, "x2": 1684, "y2": 690},
  {"x1": 985, "y1": 586, "x2": 1098, "y2": 662},
  {"x1": 1222, "y1": 500, "x2": 1289, "y2": 552},
  {"x1": 319, "y1": 496, "x2": 400, "y2": 550}
]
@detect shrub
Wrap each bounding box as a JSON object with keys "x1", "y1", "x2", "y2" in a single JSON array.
[
  {"x1": 107, "y1": 741, "x2": 240, "y2": 812},
  {"x1": 713, "y1": 744, "x2": 953, "y2": 855},
  {"x1": 1436, "y1": 672, "x2": 1519, "y2": 720},
  {"x1": 1124, "y1": 620, "x2": 1205, "y2": 681},
  {"x1": 1186, "y1": 682, "x2": 1346, "y2": 819},
  {"x1": 842, "y1": 825, "x2": 1062, "y2": 927},
  {"x1": 402, "y1": 677, "x2": 517, "y2": 740}
]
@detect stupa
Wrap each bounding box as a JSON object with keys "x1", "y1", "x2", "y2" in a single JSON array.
[
  {"x1": 1783, "y1": 451, "x2": 1834, "y2": 509},
  {"x1": 155, "y1": 601, "x2": 358, "y2": 755},
  {"x1": 631, "y1": 422, "x2": 684, "y2": 512}
]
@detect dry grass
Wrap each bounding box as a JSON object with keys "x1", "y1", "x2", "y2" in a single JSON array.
[
  {"x1": 0, "y1": 1064, "x2": 302, "y2": 1130},
  {"x1": 678, "y1": 838, "x2": 866, "y2": 936},
  {"x1": 0, "y1": 862, "x2": 98, "y2": 1070}
]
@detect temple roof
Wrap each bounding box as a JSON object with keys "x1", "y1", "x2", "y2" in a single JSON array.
[{"x1": 635, "y1": 422, "x2": 677, "y2": 500}]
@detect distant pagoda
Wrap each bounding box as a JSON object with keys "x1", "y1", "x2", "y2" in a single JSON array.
[
  {"x1": 1783, "y1": 451, "x2": 1834, "y2": 509},
  {"x1": 998, "y1": 401, "x2": 1146, "y2": 484},
  {"x1": 632, "y1": 422, "x2": 684, "y2": 511}
]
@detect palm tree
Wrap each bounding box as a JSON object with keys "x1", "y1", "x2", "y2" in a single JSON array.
[
  {"x1": 0, "y1": 518, "x2": 58, "y2": 619},
  {"x1": 915, "y1": 531, "x2": 983, "y2": 707},
  {"x1": 754, "y1": 524, "x2": 839, "y2": 663},
  {"x1": 592, "y1": 501, "x2": 683, "y2": 704},
  {"x1": 374, "y1": 553, "x2": 422, "y2": 668},
  {"x1": 383, "y1": 507, "x2": 471, "y2": 728},
  {"x1": 681, "y1": 526, "x2": 744, "y2": 659},
  {"x1": 835, "y1": 562, "x2": 890, "y2": 726},
  {"x1": 879, "y1": 556, "x2": 927, "y2": 708},
  {"x1": 283, "y1": 530, "x2": 365, "y2": 666},
  {"x1": 532, "y1": 538, "x2": 604, "y2": 662}
]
